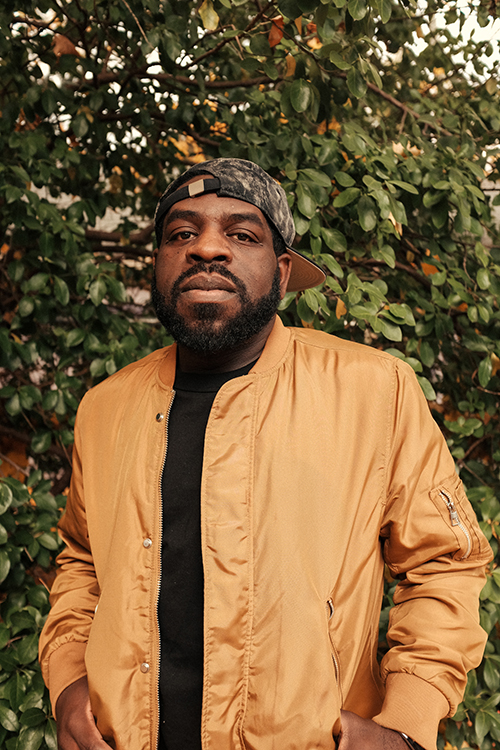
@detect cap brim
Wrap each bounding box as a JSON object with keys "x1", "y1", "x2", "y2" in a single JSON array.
[{"x1": 286, "y1": 250, "x2": 326, "y2": 292}]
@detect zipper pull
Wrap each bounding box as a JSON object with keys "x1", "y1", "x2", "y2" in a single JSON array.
[{"x1": 440, "y1": 490, "x2": 459, "y2": 526}]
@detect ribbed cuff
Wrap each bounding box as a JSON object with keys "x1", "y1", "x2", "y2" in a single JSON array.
[
  {"x1": 46, "y1": 641, "x2": 88, "y2": 719},
  {"x1": 372, "y1": 672, "x2": 449, "y2": 750}
]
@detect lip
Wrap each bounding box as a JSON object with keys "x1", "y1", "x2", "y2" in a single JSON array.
[{"x1": 179, "y1": 274, "x2": 237, "y2": 293}]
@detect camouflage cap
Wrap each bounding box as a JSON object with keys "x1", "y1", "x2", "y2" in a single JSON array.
[{"x1": 154, "y1": 158, "x2": 325, "y2": 292}]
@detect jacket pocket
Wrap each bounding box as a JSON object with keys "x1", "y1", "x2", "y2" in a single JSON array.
[
  {"x1": 429, "y1": 476, "x2": 482, "y2": 561},
  {"x1": 326, "y1": 599, "x2": 344, "y2": 706}
]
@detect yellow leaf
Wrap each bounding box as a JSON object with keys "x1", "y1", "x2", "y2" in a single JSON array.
[
  {"x1": 199, "y1": 0, "x2": 219, "y2": 31},
  {"x1": 294, "y1": 16, "x2": 302, "y2": 35},
  {"x1": 416, "y1": 25, "x2": 424, "y2": 38},
  {"x1": 492, "y1": 353, "x2": 500, "y2": 376},
  {"x1": 336, "y1": 298, "x2": 347, "y2": 319},
  {"x1": 53, "y1": 34, "x2": 79, "y2": 57},
  {"x1": 421, "y1": 262, "x2": 439, "y2": 276},
  {"x1": 486, "y1": 77, "x2": 497, "y2": 95},
  {"x1": 433, "y1": 67, "x2": 445, "y2": 78},
  {"x1": 307, "y1": 37, "x2": 322, "y2": 50},
  {"x1": 1, "y1": 243, "x2": 9, "y2": 255},
  {"x1": 269, "y1": 16, "x2": 284, "y2": 48},
  {"x1": 285, "y1": 54, "x2": 296, "y2": 78},
  {"x1": 388, "y1": 212, "x2": 402, "y2": 236}
]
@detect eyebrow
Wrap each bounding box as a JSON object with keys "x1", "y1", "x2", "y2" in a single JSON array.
[{"x1": 165, "y1": 208, "x2": 266, "y2": 230}]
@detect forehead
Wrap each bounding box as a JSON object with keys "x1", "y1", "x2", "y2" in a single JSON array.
[{"x1": 163, "y1": 190, "x2": 269, "y2": 228}]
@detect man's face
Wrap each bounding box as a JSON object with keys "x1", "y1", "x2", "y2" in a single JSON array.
[{"x1": 152, "y1": 189, "x2": 291, "y2": 354}]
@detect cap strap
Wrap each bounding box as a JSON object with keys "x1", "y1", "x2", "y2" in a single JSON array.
[{"x1": 155, "y1": 176, "x2": 221, "y2": 228}]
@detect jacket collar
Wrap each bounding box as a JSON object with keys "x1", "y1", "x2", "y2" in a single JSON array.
[{"x1": 158, "y1": 316, "x2": 292, "y2": 388}]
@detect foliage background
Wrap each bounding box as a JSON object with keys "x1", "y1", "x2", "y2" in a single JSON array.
[{"x1": 0, "y1": 0, "x2": 500, "y2": 747}]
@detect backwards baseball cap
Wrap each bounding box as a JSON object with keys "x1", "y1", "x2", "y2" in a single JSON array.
[{"x1": 154, "y1": 158, "x2": 326, "y2": 293}]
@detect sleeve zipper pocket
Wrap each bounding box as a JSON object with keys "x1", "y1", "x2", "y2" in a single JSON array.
[{"x1": 439, "y1": 489, "x2": 471, "y2": 560}]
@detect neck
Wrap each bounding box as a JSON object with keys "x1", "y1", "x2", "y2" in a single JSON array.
[{"x1": 176, "y1": 317, "x2": 275, "y2": 373}]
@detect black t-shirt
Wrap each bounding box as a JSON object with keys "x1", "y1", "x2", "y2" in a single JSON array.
[{"x1": 158, "y1": 361, "x2": 255, "y2": 750}]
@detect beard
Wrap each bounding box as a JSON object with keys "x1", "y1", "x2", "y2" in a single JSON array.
[{"x1": 151, "y1": 262, "x2": 281, "y2": 354}]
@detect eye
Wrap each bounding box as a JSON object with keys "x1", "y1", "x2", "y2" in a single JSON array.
[
  {"x1": 169, "y1": 229, "x2": 196, "y2": 241},
  {"x1": 230, "y1": 231, "x2": 256, "y2": 243}
]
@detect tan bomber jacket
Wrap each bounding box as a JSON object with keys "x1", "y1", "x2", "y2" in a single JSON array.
[{"x1": 39, "y1": 318, "x2": 492, "y2": 750}]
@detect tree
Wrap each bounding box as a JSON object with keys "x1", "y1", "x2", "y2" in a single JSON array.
[{"x1": 0, "y1": 0, "x2": 499, "y2": 746}]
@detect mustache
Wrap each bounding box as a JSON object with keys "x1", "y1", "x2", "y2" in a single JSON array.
[{"x1": 170, "y1": 263, "x2": 248, "y2": 301}]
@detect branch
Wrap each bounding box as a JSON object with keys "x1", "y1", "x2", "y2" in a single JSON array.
[
  {"x1": 0, "y1": 425, "x2": 71, "y2": 463},
  {"x1": 350, "y1": 257, "x2": 432, "y2": 289},
  {"x1": 186, "y1": 0, "x2": 277, "y2": 68},
  {"x1": 85, "y1": 223, "x2": 154, "y2": 244},
  {"x1": 89, "y1": 243, "x2": 152, "y2": 258}
]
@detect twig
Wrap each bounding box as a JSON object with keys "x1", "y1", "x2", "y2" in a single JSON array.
[
  {"x1": 119, "y1": 0, "x2": 151, "y2": 48},
  {"x1": 0, "y1": 452, "x2": 29, "y2": 477}
]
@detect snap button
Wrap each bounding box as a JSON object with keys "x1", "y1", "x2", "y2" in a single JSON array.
[
  {"x1": 143, "y1": 538, "x2": 152, "y2": 549},
  {"x1": 156, "y1": 413, "x2": 164, "y2": 422},
  {"x1": 140, "y1": 662, "x2": 149, "y2": 673}
]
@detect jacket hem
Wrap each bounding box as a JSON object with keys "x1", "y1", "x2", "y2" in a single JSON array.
[{"x1": 372, "y1": 672, "x2": 449, "y2": 750}]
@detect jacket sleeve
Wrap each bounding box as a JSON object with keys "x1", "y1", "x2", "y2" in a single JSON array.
[
  {"x1": 38, "y1": 400, "x2": 100, "y2": 717},
  {"x1": 372, "y1": 361, "x2": 492, "y2": 750}
]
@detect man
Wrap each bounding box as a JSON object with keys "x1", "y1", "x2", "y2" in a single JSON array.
[{"x1": 39, "y1": 158, "x2": 492, "y2": 750}]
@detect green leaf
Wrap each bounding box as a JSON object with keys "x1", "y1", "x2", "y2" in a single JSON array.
[
  {"x1": 31, "y1": 432, "x2": 52, "y2": 454},
  {"x1": 347, "y1": 67, "x2": 367, "y2": 99},
  {"x1": 37, "y1": 532, "x2": 59, "y2": 551},
  {"x1": 419, "y1": 341, "x2": 435, "y2": 367},
  {"x1": 477, "y1": 268, "x2": 490, "y2": 289},
  {"x1": 15, "y1": 725, "x2": 44, "y2": 750},
  {"x1": 66, "y1": 328, "x2": 86, "y2": 347},
  {"x1": 357, "y1": 195, "x2": 377, "y2": 231},
  {"x1": 333, "y1": 188, "x2": 360, "y2": 208},
  {"x1": 374, "y1": 317, "x2": 402, "y2": 341},
  {"x1": 389, "y1": 180, "x2": 419, "y2": 195},
  {"x1": 329, "y1": 52, "x2": 352, "y2": 70},
  {"x1": 19, "y1": 297, "x2": 35, "y2": 317},
  {"x1": 348, "y1": 0, "x2": 367, "y2": 20},
  {"x1": 320, "y1": 254, "x2": 344, "y2": 278},
  {"x1": 416, "y1": 375, "x2": 437, "y2": 401},
  {"x1": 334, "y1": 171, "x2": 356, "y2": 187},
  {"x1": 299, "y1": 169, "x2": 332, "y2": 190},
  {"x1": 0, "y1": 704, "x2": 19, "y2": 732},
  {"x1": 290, "y1": 79, "x2": 312, "y2": 113},
  {"x1": 0, "y1": 483, "x2": 14, "y2": 514},
  {"x1": 25, "y1": 273, "x2": 49, "y2": 292},
  {"x1": 475, "y1": 710, "x2": 492, "y2": 746},
  {"x1": 53, "y1": 277, "x2": 70, "y2": 306},
  {"x1": 296, "y1": 182, "x2": 317, "y2": 218},
  {"x1": 45, "y1": 719, "x2": 58, "y2": 750},
  {"x1": 321, "y1": 228, "x2": 347, "y2": 252},
  {"x1": 378, "y1": 0, "x2": 392, "y2": 23},
  {"x1": 478, "y1": 356, "x2": 493, "y2": 388},
  {"x1": 89, "y1": 278, "x2": 107, "y2": 306},
  {"x1": 0, "y1": 549, "x2": 11, "y2": 584}
]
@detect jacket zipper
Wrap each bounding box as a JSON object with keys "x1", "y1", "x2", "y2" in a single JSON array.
[
  {"x1": 326, "y1": 599, "x2": 342, "y2": 703},
  {"x1": 154, "y1": 392, "x2": 175, "y2": 750},
  {"x1": 439, "y1": 489, "x2": 471, "y2": 560}
]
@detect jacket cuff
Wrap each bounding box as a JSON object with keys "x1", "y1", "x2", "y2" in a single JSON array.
[
  {"x1": 45, "y1": 641, "x2": 88, "y2": 719},
  {"x1": 372, "y1": 672, "x2": 449, "y2": 750}
]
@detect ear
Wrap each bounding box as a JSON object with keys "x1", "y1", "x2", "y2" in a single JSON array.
[{"x1": 277, "y1": 252, "x2": 292, "y2": 299}]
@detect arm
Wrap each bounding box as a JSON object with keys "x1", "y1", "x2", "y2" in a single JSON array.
[
  {"x1": 372, "y1": 362, "x2": 492, "y2": 749},
  {"x1": 39, "y1": 403, "x2": 101, "y2": 716}
]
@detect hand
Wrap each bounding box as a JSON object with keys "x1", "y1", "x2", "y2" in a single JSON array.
[
  {"x1": 336, "y1": 710, "x2": 409, "y2": 750},
  {"x1": 55, "y1": 676, "x2": 112, "y2": 750}
]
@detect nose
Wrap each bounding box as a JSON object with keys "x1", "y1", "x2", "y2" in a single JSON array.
[{"x1": 186, "y1": 226, "x2": 232, "y2": 264}]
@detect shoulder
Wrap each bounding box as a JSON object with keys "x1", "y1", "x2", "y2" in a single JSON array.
[
  {"x1": 289, "y1": 327, "x2": 407, "y2": 368},
  {"x1": 79, "y1": 345, "x2": 173, "y2": 412}
]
